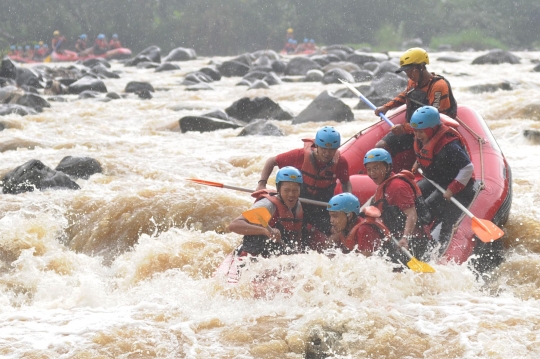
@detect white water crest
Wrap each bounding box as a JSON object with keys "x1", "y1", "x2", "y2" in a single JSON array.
[{"x1": 0, "y1": 51, "x2": 540, "y2": 358}]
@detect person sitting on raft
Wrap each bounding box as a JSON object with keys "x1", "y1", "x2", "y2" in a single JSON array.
[
  {"x1": 75, "y1": 34, "x2": 88, "y2": 53},
  {"x1": 23, "y1": 45, "x2": 34, "y2": 59},
  {"x1": 364, "y1": 148, "x2": 433, "y2": 262},
  {"x1": 109, "y1": 34, "x2": 122, "y2": 49},
  {"x1": 93, "y1": 34, "x2": 109, "y2": 55},
  {"x1": 7, "y1": 45, "x2": 17, "y2": 57},
  {"x1": 326, "y1": 193, "x2": 390, "y2": 255},
  {"x1": 256, "y1": 126, "x2": 351, "y2": 236},
  {"x1": 229, "y1": 166, "x2": 305, "y2": 258},
  {"x1": 374, "y1": 47, "x2": 458, "y2": 157},
  {"x1": 410, "y1": 106, "x2": 475, "y2": 247},
  {"x1": 51, "y1": 30, "x2": 66, "y2": 54}
]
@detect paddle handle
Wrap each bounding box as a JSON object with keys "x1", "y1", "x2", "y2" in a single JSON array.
[
  {"x1": 391, "y1": 237, "x2": 413, "y2": 260},
  {"x1": 339, "y1": 79, "x2": 394, "y2": 127},
  {"x1": 222, "y1": 184, "x2": 328, "y2": 207}
]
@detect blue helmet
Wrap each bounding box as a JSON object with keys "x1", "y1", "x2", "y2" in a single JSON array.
[
  {"x1": 276, "y1": 166, "x2": 303, "y2": 184},
  {"x1": 364, "y1": 148, "x2": 392, "y2": 165},
  {"x1": 10, "y1": 45, "x2": 16, "y2": 50},
  {"x1": 327, "y1": 193, "x2": 360, "y2": 215},
  {"x1": 25, "y1": 45, "x2": 30, "y2": 50},
  {"x1": 97, "y1": 34, "x2": 105, "y2": 39},
  {"x1": 304, "y1": 38, "x2": 309, "y2": 43},
  {"x1": 315, "y1": 126, "x2": 340, "y2": 149},
  {"x1": 410, "y1": 106, "x2": 441, "y2": 130},
  {"x1": 80, "y1": 34, "x2": 87, "y2": 40},
  {"x1": 34, "y1": 44, "x2": 40, "y2": 49},
  {"x1": 112, "y1": 33, "x2": 118, "y2": 39},
  {"x1": 310, "y1": 39, "x2": 315, "y2": 43}
]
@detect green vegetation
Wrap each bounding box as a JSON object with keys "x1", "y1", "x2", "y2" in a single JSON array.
[{"x1": 0, "y1": 0, "x2": 538, "y2": 56}]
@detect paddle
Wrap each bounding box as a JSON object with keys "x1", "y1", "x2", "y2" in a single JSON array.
[
  {"x1": 186, "y1": 178, "x2": 328, "y2": 207},
  {"x1": 417, "y1": 169, "x2": 504, "y2": 242},
  {"x1": 43, "y1": 38, "x2": 63, "y2": 63},
  {"x1": 242, "y1": 207, "x2": 282, "y2": 242},
  {"x1": 391, "y1": 237, "x2": 436, "y2": 273},
  {"x1": 339, "y1": 79, "x2": 395, "y2": 127}
]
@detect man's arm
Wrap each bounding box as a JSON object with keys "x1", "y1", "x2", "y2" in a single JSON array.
[{"x1": 256, "y1": 156, "x2": 278, "y2": 190}]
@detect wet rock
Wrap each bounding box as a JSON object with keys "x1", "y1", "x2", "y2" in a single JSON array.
[
  {"x1": 235, "y1": 79, "x2": 252, "y2": 87},
  {"x1": 243, "y1": 71, "x2": 269, "y2": 82},
  {"x1": 373, "y1": 60, "x2": 401, "y2": 79},
  {"x1": 0, "y1": 57, "x2": 17, "y2": 80},
  {"x1": 285, "y1": 57, "x2": 321, "y2": 76},
  {"x1": 0, "y1": 104, "x2": 38, "y2": 116},
  {"x1": 91, "y1": 63, "x2": 120, "y2": 78},
  {"x1": 323, "y1": 44, "x2": 354, "y2": 54},
  {"x1": 523, "y1": 129, "x2": 540, "y2": 144},
  {"x1": 252, "y1": 49, "x2": 280, "y2": 61},
  {"x1": 533, "y1": 63, "x2": 540, "y2": 72},
  {"x1": 136, "y1": 61, "x2": 160, "y2": 69},
  {"x1": 179, "y1": 116, "x2": 241, "y2": 133},
  {"x1": 271, "y1": 60, "x2": 287, "y2": 73},
  {"x1": 106, "y1": 92, "x2": 122, "y2": 100},
  {"x1": 326, "y1": 49, "x2": 348, "y2": 61},
  {"x1": 305, "y1": 326, "x2": 345, "y2": 359},
  {"x1": 293, "y1": 90, "x2": 354, "y2": 124},
  {"x1": 182, "y1": 72, "x2": 214, "y2": 86},
  {"x1": 437, "y1": 56, "x2": 463, "y2": 63},
  {"x1": 2, "y1": 159, "x2": 80, "y2": 194},
  {"x1": 363, "y1": 61, "x2": 379, "y2": 72},
  {"x1": 78, "y1": 90, "x2": 102, "y2": 99},
  {"x1": 125, "y1": 81, "x2": 154, "y2": 93},
  {"x1": 0, "y1": 85, "x2": 23, "y2": 103},
  {"x1": 253, "y1": 55, "x2": 272, "y2": 68},
  {"x1": 47, "y1": 96, "x2": 67, "y2": 102},
  {"x1": 134, "y1": 45, "x2": 162, "y2": 63},
  {"x1": 0, "y1": 122, "x2": 4, "y2": 131},
  {"x1": 305, "y1": 69, "x2": 324, "y2": 82},
  {"x1": 238, "y1": 119, "x2": 284, "y2": 136},
  {"x1": 263, "y1": 72, "x2": 282, "y2": 86},
  {"x1": 351, "y1": 69, "x2": 373, "y2": 82},
  {"x1": 155, "y1": 63, "x2": 180, "y2": 72},
  {"x1": 323, "y1": 61, "x2": 362, "y2": 74},
  {"x1": 186, "y1": 83, "x2": 214, "y2": 91},
  {"x1": 16, "y1": 67, "x2": 44, "y2": 88},
  {"x1": 202, "y1": 109, "x2": 229, "y2": 121},
  {"x1": 218, "y1": 60, "x2": 251, "y2": 77},
  {"x1": 137, "y1": 90, "x2": 153, "y2": 100},
  {"x1": 310, "y1": 55, "x2": 330, "y2": 67},
  {"x1": 225, "y1": 97, "x2": 293, "y2": 122},
  {"x1": 322, "y1": 68, "x2": 355, "y2": 84},
  {"x1": 372, "y1": 72, "x2": 408, "y2": 98},
  {"x1": 472, "y1": 49, "x2": 521, "y2": 65},
  {"x1": 346, "y1": 52, "x2": 378, "y2": 66},
  {"x1": 467, "y1": 81, "x2": 513, "y2": 94},
  {"x1": 334, "y1": 85, "x2": 374, "y2": 99},
  {"x1": 55, "y1": 156, "x2": 102, "y2": 179},
  {"x1": 163, "y1": 47, "x2": 197, "y2": 62},
  {"x1": 199, "y1": 67, "x2": 221, "y2": 81},
  {"x1": 248, "y1": 80, "x2": 270, "y2": 90},
  {"x1": 124, "y1": 55, "x2": 153, "y2": 67},
  {"x1": 68, "y1": 76, "x2": 107, "y2": 94},
  {"x1": 80, "y1": 58, "x2": 111, "y2": 68}
]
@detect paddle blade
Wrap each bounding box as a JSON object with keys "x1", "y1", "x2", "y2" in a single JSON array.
[
  {"x1": 406, "y1": 257, "x2": 436, "y2": 273},
  {"x1": 472, "y1": 217, "x2": 504, "y2": 243},
  {"x1": 185, "y1": 178, "x2": 224, "y2": 188},
  {"x1": 43, "y1": 55, "x2": 51, "y2": 63},
  {"x1": 243, "y1": 207, "x2": 272, "y2": 227}
]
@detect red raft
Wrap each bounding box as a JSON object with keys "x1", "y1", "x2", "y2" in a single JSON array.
[{"x1": 339, "y1": 104, "x2": 512, "y2": 272}]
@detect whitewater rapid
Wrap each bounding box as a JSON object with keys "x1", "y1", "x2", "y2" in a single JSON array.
[{"x1": 0, "y1": 51, "x2": 539, "y2": 358}]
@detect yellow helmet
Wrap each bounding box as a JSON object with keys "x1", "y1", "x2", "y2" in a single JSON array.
[
  {"x1": 399, "y1": 47, "x2": 429, "y2": 66},
  {"x1": 53, "y1": 30, "x2": 60, "y2": 36},
  {"x1": 287, "y1": 28, "x2": 293, "y2": 33},
  {"x1": 39, "y1": 41, "x2": 44, "y2": 46}
]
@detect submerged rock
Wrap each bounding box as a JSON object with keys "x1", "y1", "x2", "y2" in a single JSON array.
[
  {"x1": 55, "y1": 156, "x2": 102, "y2": 179},
  {"x1": 472, "y1": 49, "x2": 521, "y2": 65}
]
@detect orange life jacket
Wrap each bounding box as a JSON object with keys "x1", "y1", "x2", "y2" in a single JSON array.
[
  {"x1": 300, "y1": 139, "x2": 339, "y2": 197},
  {"x1": 414, "y1": 124, "x2": 467, "y2": 168},
  {"x1": 251, "y1": 189, "x2": 303, "y2": 243},
  {"x1": 339, "y1": 216, "x2": 390, "y2": 252}
]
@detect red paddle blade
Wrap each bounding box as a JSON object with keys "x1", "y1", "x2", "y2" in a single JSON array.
[
  {"x1": 243, "y1": 208, "x2": 272, "y2": 227},
  {"x1": 185, "y1": 178, "x2": 224, "y2": 188},
  {"x1": 472, "y1": 217, "x2": 504, "y2": 243}
]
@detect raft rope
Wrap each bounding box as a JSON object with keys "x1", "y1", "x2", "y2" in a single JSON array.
[{"x1": 454, "y1": 115, "x2": 486, "y2": 189}]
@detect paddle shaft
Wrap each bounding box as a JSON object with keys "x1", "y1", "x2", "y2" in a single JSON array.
[
  {"x1": 339, "y1": 79, "x2": 394, "y2": 127},
  {"x1": 391, "y1": 237, "x2": 413, "y2": 260}
]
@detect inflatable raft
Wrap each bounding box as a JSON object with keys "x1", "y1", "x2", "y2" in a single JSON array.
[{"x1": 340, "y1": 104, "x2": 512, "y2": 273}]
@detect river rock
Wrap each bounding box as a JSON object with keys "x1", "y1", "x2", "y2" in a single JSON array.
[
  {"x1": 0, "y1": 57, "x2": 17, "y2": 79},
  {"x1": 437, "y1": 56, "x2": 463, "y2": 63},
  {"x1": 68, "y1": 76, "x2": 107, "y2": 94},
  {"x1": 182, "y1": 72, "x2": 214, "y2": 86},
  {"x1": 137, "y1": 90, "x2": 152, "y2": 100},
  {"x1": 179, "y1": 116, "x2": 241, "y2": 133},
  {"x1": 323, "y1": 62, "x2": 362, "y2": 73},
  {"x1": 0, "y1": 85, "x2": 23, "y2": 103},
  {"x1": 55, "y1": 156, "x2": 102, "y2": 179},
  {"x1": 0, "y1": 104, "x2": 38, "y2": 116},
  {"x1": 363, "y1": 61, "x2": 380, "y2": 72},
  {"x1": 372, "y1": 72, "x2": 407, "y2": 98},
  {"x1": 202, "y1": 109, "x2": 229, "y2": 121},
  {"x1": 322, "y1": 68, "x2": 355, "y2": 84},
  {"x1": 186, "y1": 83, "x2": 214, "y2": 91},
  {"x1": 346, "y1": 52, "x2": 378, "y2": 66},
  {"x1": 16, "y1": 93, "x2": 50, "y2": 110},
  {"x1": 135, "y1": 45, "x2": 162, "y2": 63},
  {"x1": 91, "y1": 63, "x2": 120, "y2": 78},
  {"x1": 373, "y1": 60, "x2": 401, "y2": 78},
  {"x1": 293, "y1": 90, "x2": 354, "y2": 124},
  {"x1": 533, "y1": 63, "x2": 540, "y2": 72},
  {"x1": 155, "y1": 63, "x2": 180, "y2": 72},
  {"x1": 199, "y1": 67, "x2": 221, "y2": 81},
  {"x1": 323, "y1": 44, "x2": 354, "y2": 54},
  {"x1": 106, "y1": 92, "x2": 122, "y2": 100},
  {"x1": 2, "y1": 159, "x2": 80, "y2": 194},
  {"x1": 124, "y1": 55, "x2": 153, "y2": 67},
  {"x1": 238, "y1": 119, "x2": 284, "y2": 136},
  {"x1": 248, "y1": 80, "x2": 270, "y2": 90},
  {"x1": 80, "y1": 58, "x2": 111, "y2": 68},
  {"x1": 305, "y1": 69, "x2": 324, "y2": 82},
  {"x1": 225, "y1": 97, "x2": 293, "y2": 122},
  {"x1": 243, "y1": 71, "x2": 269, "y2": 82},
  {"x1": 310, "y1": 55, "x2": 330, "y2": 67},
  {"x1": 218, "y1": 60, "x2": 251, "y2": 77},
  {"x1": 326, "y1": 49, "x2": 348, "y2": 61},
  {"x1": 523, "y1": 129, "x2": 540, "y2": 144},
  {"x1": 472, "y1": 49, "x2": 521, "y2": 65},
  {"x1": 125, "y1": 81, "x2": 154, "y2": 93},
  {"x1": 78, "y1": 90, "x2": 102, "y2": 99},
  {"x1": 271, "y1": 60, "x2": 287, "y2": 73},
  {"x1": 136, "y1": 61, "x2": 160, "y2": 69},
  {"x1": 163, "y1": 47, "x2": 197, "y2": 62},
  {"x1": 467, "y1": 82, "x2": 513, "y2": 94},
  {"x1": 351, "y1": 69, "x2": 373, "y2": 82},
  {"x1": 285, "y1": 57, "x2": 321, "y2": 76}
]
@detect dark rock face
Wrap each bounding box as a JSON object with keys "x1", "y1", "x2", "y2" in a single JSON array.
[
  {"x1": 0, "y1": 104, "x2": 38, "y2": 116},
  {"x1": 293, "y1": 90, "x2": 354, "y2": 124},
  {"x1": 78, "y1": 90, "x2": 102, "y2": 99},
  {"x1": 136, "y1": 61, "x2": 160, "y2": 69},
  {"x1": 134, "y1": 45, "x2": 162, "y2": 64},
  {"x1": 80, "y1": 58, "x2": 111, "y2": 68},
  {"x1": 2, "y1": 159, "x2": 80, "y2": 194},
  {"x1": 225, "y1": 97, "x2": 293, "y2": 122},
  {"x1": 285, "y1": 57, "x2": 321, "y2": 76},
  {"x1": 16, "y1": 93, "x2": 51, "y2": 110},
  {"x1": 106, "y1": 92, "x2": 122, "y2": 99},
  {"x1": 437, "y1": 56, "x2": 463, "y2": 63},
  {"x1": 218, "y1": 61, "x2": 251, "y2": 77},
  {"x1": 351, "y1": 69, "x2": 373, "y2": 82},
  {"x1": 533, "y1": 63, "x2": 540, "y2": 72},
  {"x1": 179, "y1": 116, "x2": 241, "y2": 133},
  {"x1": 68, "y1": 76, "x2": 108, "y2": 94},
  {"x1": 372, "y1": 72, "x2": 408, "y2": 98},
  {"x1": 372, "y1": 61, "x2": 401, "y2": 79},
  {"x1": 55, "y1": 156, "x2": 103, "y2": 179},
  {"x1": 238, "y1": 119, "x2": 284, "y2": 136},
  {"x1": 322, "y1": 68, "x2": 355, "y2": 84},
  {"x1": 523, "y1": 129, "x2": 540, "y2": 144},
  {"x1": 305, "y1": 69, "x2": 324, "y2": 82},
  {"x1": 91, "y1": 63, "x2": 120, "y2": 78},
  {"x1": 346, "y1": 52, "x2": 378, "y2": 66},
  {"x1": 467, "y1": 82, "x2": 513, "y2": 94},
  {"x1": 155, "y1": 63, "x2": 181, "y2": 72},
  {"x1": 163, "y1": 47, "x2": 197, "y2": 62},
  {"x1": 186, "y1": 83, "x2": 214, "y2": 91},
  {"x1": 198, "y1": 67, "x2": 221, "y2": 81},
  {"x1": 0, "y1": 57, "x2": 17, "y2": 79},
  {"x1": 472, "y1": 49, "x2": 521, "y2": 65},
  {"x1": 137, "y1": 90, "x2": 153, "y2": 99},
  {"x1": 125, "y1": 81, "x2": 155, "y2": 93}
]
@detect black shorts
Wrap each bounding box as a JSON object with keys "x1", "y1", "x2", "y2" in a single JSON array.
[{"x1": 382, "y1": 132, "x2": 415, "y2": 156}]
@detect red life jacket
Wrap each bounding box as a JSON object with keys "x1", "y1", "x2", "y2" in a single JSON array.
[
  {"x1": 339, "y1": 216, "x2": 390, "y2": 252},
  {"x1": 300, "y1": 139, "x2": 339, "y2": 197},
  {"x1": 109, "y1": 40, "x2": 122, "y2": 49},
  {"x1": 414, "y1": 125, "x2": 467, "y2": 168},
  {"x1": 251, "y1": 189, "x2": 303, "y2": 243},
  {"x1": 373, "y1": 171, "x2": 422, "y2": 209},
  {"x1": 95, "y1": 39, "x2": 108, "y2": 50}
]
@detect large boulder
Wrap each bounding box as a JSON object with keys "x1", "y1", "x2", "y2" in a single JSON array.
[
  {"x1": 346, "y1": 52, "x2": 378, "y2": 66},
  {"x1": 285, "y1": 57, "x2": 321, "y2": 76},
  {"x1": 68, "y1": 76, "x2": 107, "y2": 94},
  {"x1": 134, "y1": 45, "x2": 162, "y2": 63},
  {"x1": 155, "y1": 63, "x2": 180, "y2": 72},
  {"x1": 0, "y1": 104, "x2": 38, "y2": 116},
  {"x1": 238, "y1": 119, "x2": 284, "y2": 136},
  {"x1": 372, "y1": 61, "x2": 401, "y2": 79},
  {"x1": 225, "y1": 97, "x2": 293, "y2": 122},
  {"x1": 322, "y1": 68, "x2": 355, "y2": 84},
  {"x1": 372, "y1": 72, "x2": 407, "y2": 98},
  {"x1": 2, "y1": 159, "x2": 80, "y2": 194},
  {"x1": 80, "y1": 58, "x2": 111, "y2": 68},
  {"x1": 125, "y1": 81, "x2": 154, "y2": 93},
  {"x1": 16, "y1": 93, "x2": 51, "y2": 110},
  {"x1": 179, "y1": 116, "x2": 241, "y2": 133},
  {"x1": 467, "y1": 81, "x2": 513, "y2": 94},
  {"x1": 533, "y1": 63, "x2": 540, "y2": 72},
  {"x1": 293, "y1": 91, "x2": 354, "y2": 124},
  {"x1": 198, "y1": 67, "x2": 221, "y2": 81},
  {"x1": 55, "y1": 156, "x2": 102, "y2": 179},
  {"x1": 0, "y1": 57, "x2": 17, "y2": 80},
  {"x1": 472, "y1": 49, "x2": 521, "y2": 65},
  {"x1": 218, "y1": 60, "x2": 251, "y2": 77},
  {"x1": 90, "y1": 63, "x2": 120, "y2": 78},
  {"x1": 0, "y1": 85, "x2": 24, "y2": 104},
  {"x1": 163, "y1": 47, "x2": 197, "y2": 62}
]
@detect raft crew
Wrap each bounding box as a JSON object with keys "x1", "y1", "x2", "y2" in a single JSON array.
[
  {"x1": 374, "y1": 48, "x2": 458, "y2": 156},
  {"x1": 109, "y1": 34, "x2": 122, "y2": 49},
  {"x1": 411, "y1": 106, "x2": 475, "y2": 247},
  {"x1": 364, "y1": 148, "x2": 432, "y2": 262},
  {"x1": 327, "y1": 193, "x2": 390, "y2": 255},
  {"x1": 75, "y1": 34, "x2": 88, "y2": 52},
  {"x1": 51, "y1": 30, "x2": 66, "y2": 53},
  {"x1": 93, "y1": 34, "x2": 109, "y2": 55},
  {"x1": 229, "y1": 167, "x2": 305, "y2": 258},
  {"x1": 256, "y1": 126, "x2": 351, "y2": 236}
]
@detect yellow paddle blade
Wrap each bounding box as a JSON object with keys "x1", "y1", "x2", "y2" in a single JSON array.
[
  {"x1": 472, "y1": 217, "x2": 504, "y2": 243},
  {"x1": 242, "y1": 207, "x2": 272, "y2": 227},
  {"x1": 407, "y1": 257, "x2": 436, "y2": 273},
  {"x1": 43, "y1": 55, "x2": 52, "y2": 63}
]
